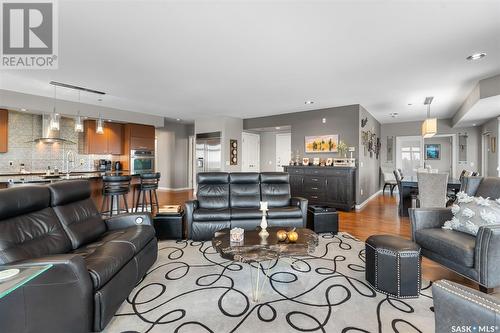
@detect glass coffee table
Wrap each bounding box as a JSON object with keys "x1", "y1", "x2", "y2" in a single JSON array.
[
  {"x1": 0, "y1": 265, "x2": 53, "y2": 300},
  {"x1": 212, "y1": 227, "x2": 318, "y2": 302}
]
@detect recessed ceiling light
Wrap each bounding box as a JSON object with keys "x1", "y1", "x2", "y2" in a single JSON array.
[
  {"x1": 466, "y1": 53, "x2": 486, "y2": 61},
  {"x1": 20, "y1": 108, "x2": 27, "y2": 111},
  {"x1": 275, "y1": 126, "x2": 281, "y2": 130},
  {"x1": 389, "y1": 112, "x2": 399, "y2": 118},
  {"x1": 407, "y1": 103, "x2": 412, "y2": 106},
  {"x1": 176, "y1": 118, "x2": 181, "y2": 121},
  {"x1": 305, "y1": 100, "x2": 314, "y2": 105},
  {"x1": 322, "y1": 118, "x2": 326, "y2": 124},
  {"x1": 472, "y1": 123, "x2": 476, "y2": 126},
  {"x1": 98, "y1": 98, "x2": 103, "y2": 102}
]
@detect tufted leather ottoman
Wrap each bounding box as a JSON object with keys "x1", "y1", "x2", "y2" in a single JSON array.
[{"x1": 365, "y1": 235, "x2": 421, "y2": 298}]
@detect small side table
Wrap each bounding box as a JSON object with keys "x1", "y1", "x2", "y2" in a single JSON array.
[
  {"x1": 307, "y1": 205, "x2": 339, "y2": 234},
  {"x1": 153, "y1": 210, "x2": 185, "y2": 240}
]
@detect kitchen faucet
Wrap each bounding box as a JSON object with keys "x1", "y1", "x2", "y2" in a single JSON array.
[{"x1": 65, "y1": 150, "x2": 75, "y2": 175}]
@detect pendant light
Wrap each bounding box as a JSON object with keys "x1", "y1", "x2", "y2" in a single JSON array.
[
  {"x1": 74, "y1": 91, "x2": 84, "y2": 133},
  {"x1": 421, "y1": 96, "x2": 437, "y2": 138},
  {"x1": 96, "y1": 98, "x2": 104, "y2": 134},
  {"x1": 50, "y1": 85, "x2": 60, "y2": 131},
  {"x1": 96, "y1": 113, "x2": 104, "y2": 134}
]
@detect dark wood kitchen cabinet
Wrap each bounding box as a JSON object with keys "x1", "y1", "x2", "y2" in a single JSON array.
[
  {"x1": 82, "y1": 120, "x2": 123, "y2": 155},
  {"x1": 124, "y1": 123, "x2": 155, "y2": 151},
  {"x1": 0, "y1": 109, "x2": 7, "y2": 153},
  {"x1": 283, "y1": 165, "x2": 356, "y2": 211}
]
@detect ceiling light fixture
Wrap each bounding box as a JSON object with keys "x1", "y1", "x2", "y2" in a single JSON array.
[
  {"x1": 407, "y1": 103, "x2": 413, "y2": 106},
  {"x1": 421, "y1": 96, "x2": 437, "y2": 138},
  {"x1": 322, "y1": 118, "x2": 326, "y2": 124},
  {"x1": 275, "y1": 126, "x2": 281, "y2": 130},
  {"x1": 389, "y1": 112, "x2": 399, "y2": 118},
  {"x1": 20, "y1": 108, "x2": 27, "y2": 112},
  {"x1": 466, "y1": 53, "x2": 486, "y2": 61},
  {"x1": 176, "y1": 118, "x2": 181, "y2": 121},
  {"x1": 74, "y1": 91, "x2": 84, "y2": 133},
  {"x1": 305, "y1": 100, "x2": 314, "y2": 105},
  {"x1": 50, "y1": 85, "x2": 60, "y2": 131}
]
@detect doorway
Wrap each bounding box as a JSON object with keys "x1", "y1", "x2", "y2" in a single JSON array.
[
  {"x1": 423, "y1": 134, "x2": 456, "y2": 176},
  {"x1": 275, "y1": 133, "x2": 291, "y2": 171},
  {"x1": 242, "y1": 132, "x2": 260, "y2": 172},
  {"x1": 395, "y1": 136, "x2": 423, "y2": 178},
  {"x1": 482, "y1": 132, "x2": 491, "y2": 177}
]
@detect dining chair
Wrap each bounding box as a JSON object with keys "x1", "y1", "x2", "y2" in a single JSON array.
[
  {"x1": 415, "y1": 172, "x2": 449, "y2": 208},
  {"x1": 382, "y1": 172, "x2": 397, "y2": 195}
]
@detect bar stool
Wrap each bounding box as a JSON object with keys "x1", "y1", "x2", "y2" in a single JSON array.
[
  {"x1": 101, "y1": 175, "x2": 131, "y2": 217},
  {"x1": 133, "y1": 172, "x2": 161, "y2": 213}
]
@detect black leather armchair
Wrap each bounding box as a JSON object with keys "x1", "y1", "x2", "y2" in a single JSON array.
[
  {"x1": 410, "y1": 177, "x2": 500, "y2": 290},
  {"x1": 0, "y1": 180, "x2": 158, "y2": 332},
  {"x1": 186, "y1": 172, "x2": 308, "y2": 240},
  {"x1": 433, "y1": 280, "x2": 500, "y2": 333}
]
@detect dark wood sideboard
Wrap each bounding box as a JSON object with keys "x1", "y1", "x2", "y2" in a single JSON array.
[{"x1": 283, "y1": 165, "x2": 356, "y2": 211}]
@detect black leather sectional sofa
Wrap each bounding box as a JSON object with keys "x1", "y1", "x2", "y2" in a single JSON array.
[
  {"x1": 0, "y1": 180, "x2": 157, "y2": 333},
  {"x1": 185, "y1": 172, "x2": 308, "y2": 240}
]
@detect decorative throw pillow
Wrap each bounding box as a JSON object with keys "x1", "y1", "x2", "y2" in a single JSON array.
[{"x1": 442, "y1": 191, "x2": 500, "y2": 236}]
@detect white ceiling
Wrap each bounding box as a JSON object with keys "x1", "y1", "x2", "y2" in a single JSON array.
[{"x1": 1, "y1": 0, "x2": 500, "y2": 124}]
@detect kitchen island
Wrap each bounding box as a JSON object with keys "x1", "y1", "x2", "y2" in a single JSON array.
[{"x1": 0, "y1": 170, "x2": 141, "y2": 208}]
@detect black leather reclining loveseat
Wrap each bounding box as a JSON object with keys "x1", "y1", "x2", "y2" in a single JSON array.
[
  {"x1": 185, "y1": 172, "x2": 308, "y2": 240},
  {"x1": 0, "y1": 180, "x2": 158, "y2": 333}
]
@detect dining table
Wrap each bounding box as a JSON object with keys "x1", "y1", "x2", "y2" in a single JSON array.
[{"x1": 398, "y1": 176, "x2": 462, "y2": 217}]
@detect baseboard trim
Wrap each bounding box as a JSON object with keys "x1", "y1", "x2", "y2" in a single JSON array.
[
  {"x1": 158, "y1": 187, "x2": 193, "y2": 192},
  {"x1": 355, "y1": 190, "x2": 382, "y2": 210}
]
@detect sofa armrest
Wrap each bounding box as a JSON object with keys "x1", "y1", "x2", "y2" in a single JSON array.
[
  {"x1": 105, "y1": 213, "x2": 153, "y2": 230},
  {"x1": 461, "y1": 176, "x2": 483, "y2": 196},
  {"x1": 475, "y1": 224, "x2": 500, "y2": 288},
  {"x1": 408, "y1": 207, "x2": 452, "y2": 241},
  {"x1": 0, "y1": 254, "x2": 93, "y2": 333},
  {"x1": 291, "y1": 197, "x2": 308, "y2": 228},
  {"x1": 185, "y1": 200, "x2": 199, "y2": 239},
  {"x1": 433, "y1": 279, "x2": 500, "y2": 332}
]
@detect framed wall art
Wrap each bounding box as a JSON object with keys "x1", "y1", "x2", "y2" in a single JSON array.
[
  {"x1": 305, "y1": 134, "x2": 339, "y2": 153},
  {"x1": 425, "y1": 144, "x2": 441, "y2": 160}
]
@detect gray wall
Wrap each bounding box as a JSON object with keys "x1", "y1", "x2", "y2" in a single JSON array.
[
  {"x1": 482, "y1": 118, "x2": 499, "y2": 177},
  {"x1": 260, "y1": 131, "x2": 277, "y2": 172},
  {"x1": 156, "y1": 120, "x2": 194, "y2": 189},
  {"x1": 244, "y1": 105, "x2": 361, "y2": 160},
  {"x1": 380, "y1": 119, "x2": 481, "y2": 177},
  {"x1": 424, "y1": 136, "x2": 452, "y2": 174},
  {"x1": 358, "y1": 106, "x2": 381, "y2": 203},
  {"x1": 194, "y1": 116, "x2": 243, "y2": 172},
  {"x1": 245, "y1": 104, "x2": 381, "y2": 204}
]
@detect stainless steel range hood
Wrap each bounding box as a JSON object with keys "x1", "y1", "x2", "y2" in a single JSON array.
[{"x1": 31, "y1": 114, "x2": 75, "y2": 144}]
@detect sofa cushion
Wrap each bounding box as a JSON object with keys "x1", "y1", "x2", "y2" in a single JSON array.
[
  {"x1": 230, "y1": 173, "x2": 261, "y2": 208},
  {"x1": 230, "y1": 208, "x2": 262, "y2": 220},
  {"x1": 49, "y1": 181, "x2": 106, "y2": 249},
  {"x1": 197, "y1": 173, "x2": 230, "y2": 209},
  {"x1": 260, "y1": 172, "x2": 291, "y2": 208},
  {"x1": 475, "y1": 177, "x2": 500, "y2": 199},
  {"x1": 267, "y1": 206, "x2": 303, "y2": 219},
  {"x1": 73, "y1": 241, "x2": 135, "y2": 289},
  {"x1": 415, "y1": 228, "x2": 476, "y2": 267},
  {"x1": 100, "y1": 226, "x2": 155, "y2": 254},
  {"x1": 193, "y1": 208, "x2": 231, "y2": 221},
  {"x1": 0, "y1": 186, "x2": 72, "y2": 264}
]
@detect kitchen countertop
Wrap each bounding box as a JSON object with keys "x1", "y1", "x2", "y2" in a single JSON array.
[{"x1": 0, "y1": 170, "x2": 139, "y2": 185}]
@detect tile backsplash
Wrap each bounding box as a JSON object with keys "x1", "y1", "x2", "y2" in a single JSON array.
[{"x1": 0, "y1": 111, "x2": 116, "y2": 173}]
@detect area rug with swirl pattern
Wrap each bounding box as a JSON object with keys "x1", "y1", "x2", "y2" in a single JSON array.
[{"x1": 104, "y1": 232, "x2": 434, "y2": 333}]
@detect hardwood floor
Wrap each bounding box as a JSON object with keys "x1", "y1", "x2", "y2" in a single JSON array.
[{"x1": 155, "y1": 188, "x2": 479, "y2": 290}]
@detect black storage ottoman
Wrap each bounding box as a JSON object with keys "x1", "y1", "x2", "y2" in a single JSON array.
[
  {"x1": 153, "y1": 210, "x2": 185, "y2": 240},
  {"x1": 365, "y1": 235, "x2": 421, "y2": 298},
  {"x1": 307, "y1": 205, "x2": 339, "y2": 234}
]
